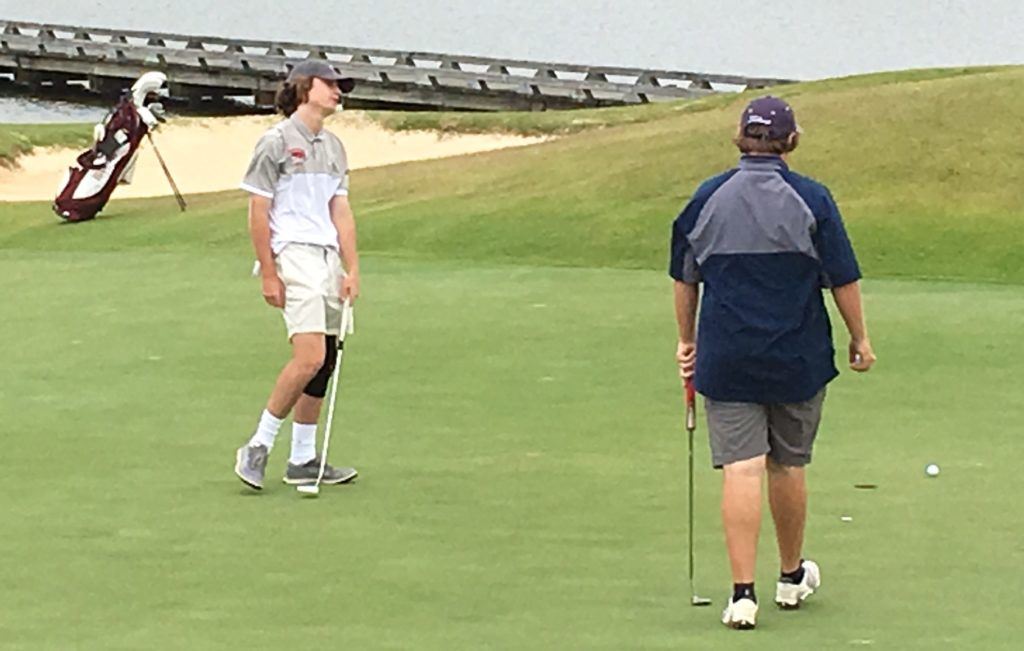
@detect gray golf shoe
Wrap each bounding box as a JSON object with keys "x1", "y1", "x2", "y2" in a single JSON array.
[
  {"x1": 283, "y1": 458, "x2": 358, "y2": 485},
  {"x1": 234, "y1": 444, "x2": 269, "y2": 490}
]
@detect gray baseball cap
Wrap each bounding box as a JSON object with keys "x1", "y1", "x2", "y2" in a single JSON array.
[{"x1": 286, "y1": 60, "x2": 355, "y2": 93}]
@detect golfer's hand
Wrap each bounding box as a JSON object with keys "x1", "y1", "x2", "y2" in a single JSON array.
[
  {"x1": 849, "y1": 338, "x2": 876, "y2": 372},
  {"x1": 261, "y1": 274, "x2": 285, "y2": 309},
  {"x1": 341, "y1": 271, "x2": 360, "y2": 303},
  {"x1": 676, "y1": 340, "x2": 697, "y2": 379}
]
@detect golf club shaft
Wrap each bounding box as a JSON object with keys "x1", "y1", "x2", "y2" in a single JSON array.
[
  {"x1": 315, "y1": 300, "x2": 353, "y2": 486},
  {"x1": 146, "y1": 132, "x2": 187, "y2": 211},
  {"x1": 315, "y1": 343, "x2": 345, "y2": 485},
  {"x1": 685, "y1": 377, "x2": 697, "y2": 594},
  {"x1": 689, "y1": 427, "x2": 696, "y2": 583}
]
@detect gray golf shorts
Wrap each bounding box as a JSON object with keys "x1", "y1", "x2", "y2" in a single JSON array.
[{"x1": 705, "y1": 389, "x2": 826, "y2": 468}]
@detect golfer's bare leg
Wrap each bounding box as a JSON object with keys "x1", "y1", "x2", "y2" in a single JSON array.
[
  {"x1": 266, "y1": 333, "x2": 325, "y2": 418},
  {"x1": 767, "y1": 459, "x2": 807, "y2": 573},
  {"x1": 722, "y1": 455, "x2": 766, "y2": 583},
  {"x1": 293, "y1": 394, "x2": 324, "y2": 425}
]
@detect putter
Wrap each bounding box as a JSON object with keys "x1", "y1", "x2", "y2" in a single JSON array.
[
  {"x1": 297, "y1": 299, "x2": 355, "y2": 497},
  {"x1": 684, "y1": 376, "x2": 713, "y2": 606},
  {"x1": 146, "y1": 132, "x2": 187, "y2": 212}
]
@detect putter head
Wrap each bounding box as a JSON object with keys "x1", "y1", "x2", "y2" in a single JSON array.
[
  {"x1": 296, "y1": 484, "x2": 320, "y2": 498},
  {"x1": 691, "y1": 595, "x2": 712, "y2": 607}
]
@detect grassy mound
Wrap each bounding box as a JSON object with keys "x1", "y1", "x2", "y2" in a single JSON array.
[
  {"x1": 0, "y1": 122, "x2": 93, "y2": 167},
  {"x1": 3, "y1": 65, "x2": 1024, "y2": 283}
]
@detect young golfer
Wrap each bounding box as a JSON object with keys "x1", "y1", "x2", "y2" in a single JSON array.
[
  {"x1": 234, "y1": 60, "x2": 361, "y2": 490},
  {"x1": 670, "y1": 96, "x2": 876, "y2": 629}
]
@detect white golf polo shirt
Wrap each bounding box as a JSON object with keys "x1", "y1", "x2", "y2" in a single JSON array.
[{"x1": 241, "y1": 114, "x2": 350, "y2": 254}]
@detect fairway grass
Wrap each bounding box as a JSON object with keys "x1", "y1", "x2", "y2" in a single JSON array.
[{"x1": 0, "y1": 248, "x2": 1021, "y2": 650}]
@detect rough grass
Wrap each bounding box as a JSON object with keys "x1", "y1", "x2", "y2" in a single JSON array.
[
  {"x1": 0, "y1": 122, "x2": 93, "y2": 167},
  {"x1": 365, "y1": 66, "x2": 1011, "y2": 136}
]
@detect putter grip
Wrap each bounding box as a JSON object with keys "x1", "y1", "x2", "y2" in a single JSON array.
[
  {"x1": 340, "y1": 299, "x2": 354, "y2": 337},
  {"x1": 685, "y1": 377, "x2": 696, "y2": 431}
]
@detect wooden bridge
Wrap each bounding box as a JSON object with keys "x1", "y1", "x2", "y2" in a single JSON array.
[{"x1": 0, "y1": 19, "x2": 793, "y2": 112}]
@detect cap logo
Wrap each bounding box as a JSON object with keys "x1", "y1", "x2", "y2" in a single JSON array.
[{"x1": 747, "y1": 114, "x2": 773, "y2": 126}]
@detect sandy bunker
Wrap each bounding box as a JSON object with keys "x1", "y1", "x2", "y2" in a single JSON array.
[{"x1": 0, "y1": 112, "x2": 547, "y2": 202}]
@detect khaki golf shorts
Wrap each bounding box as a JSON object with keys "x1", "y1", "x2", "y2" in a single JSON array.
[
  {"x1": 705, "y1": 389, "x2": 826, "y2": 468},
  {"x1": 274, "y1": 243, "x2": 345, "y2": 339}
]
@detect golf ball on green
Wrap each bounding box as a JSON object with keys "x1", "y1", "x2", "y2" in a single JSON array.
[{"x1": 925, "y1": 463, "x2": 940, "y2": 477}]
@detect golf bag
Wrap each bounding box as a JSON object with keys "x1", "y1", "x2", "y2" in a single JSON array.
[{"x1": 53, "y1": 72, "x2": 167, "y2": 223}]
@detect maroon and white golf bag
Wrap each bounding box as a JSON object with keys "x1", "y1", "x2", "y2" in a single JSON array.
[{"x1": 53, "y1": 72, "x2": 166, "y2": 223}]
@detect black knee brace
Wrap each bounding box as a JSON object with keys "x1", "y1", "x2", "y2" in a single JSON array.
[{"x1": 303, "y1": 335, "x2": 338, "y2": 398}]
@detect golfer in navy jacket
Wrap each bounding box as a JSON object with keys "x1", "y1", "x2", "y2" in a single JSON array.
[{"x1": 670, "y1": 96, "x2": 876, "y2": 629}]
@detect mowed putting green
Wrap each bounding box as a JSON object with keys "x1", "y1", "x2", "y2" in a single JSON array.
[{"x1": 0, "y1": 246, "x2": 1021, "y2": 649}]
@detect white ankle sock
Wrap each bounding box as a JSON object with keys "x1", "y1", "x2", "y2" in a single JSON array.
[
  {"x1": 249, "y1": 409, "x2": 284, "y2": 450},
  {"x1": 290, "y1": 423, "x2": 317, "y2": 465}
]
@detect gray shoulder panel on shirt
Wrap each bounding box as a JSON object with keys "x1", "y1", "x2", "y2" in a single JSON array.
[
  {"x1": 689, "y1": 169, "x2": 818, "y2": 265},
  {"x1": 253, "y1": 122, "x2": 287, "y2": 156},
  {"x1": 324, "y1": 130, "x2": 348, "y2": 171}
]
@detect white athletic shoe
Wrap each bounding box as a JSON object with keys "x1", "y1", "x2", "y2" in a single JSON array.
[
  {"x1": 775, "y1": 559, "x2": 821, "y2": 609},
  {"x1": 721, "y1": 597, "x2": 758, "y2": 630}
]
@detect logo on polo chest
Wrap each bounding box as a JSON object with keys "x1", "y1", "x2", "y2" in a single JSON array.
[{"x1": 288, "y1": 148, "x2": 308, "y2": 163}]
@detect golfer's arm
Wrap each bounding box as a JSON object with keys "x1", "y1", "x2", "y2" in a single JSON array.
[
  {"x1": 674, "y1": 281, "x2": 699, "y2": 343},
  {"x1": 247, "y1": 195, "x2": 276, "y2": 278},
  {"x1": 831, "y1": 281, "x2": 869, "y2": 342},
  {"x1": 330, "y1": 196, "x2": 360, "y2": 275}
]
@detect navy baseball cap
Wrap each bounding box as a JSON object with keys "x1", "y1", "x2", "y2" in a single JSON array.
[
  {"x1": 287, "y1": 60, "x2": 355, "y2": 93},
  {"x1": 740, "y1": 96, "x2": 799, "y2": 139}
]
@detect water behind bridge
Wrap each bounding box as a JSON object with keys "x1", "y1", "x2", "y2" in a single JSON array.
[{"x1": 1, "y1": 0, "x2": 1022, "y2": 122}]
